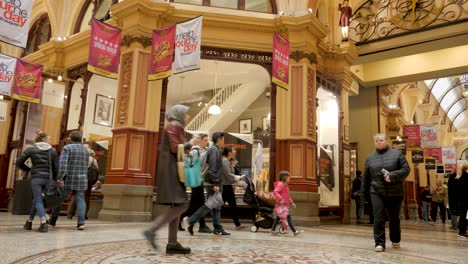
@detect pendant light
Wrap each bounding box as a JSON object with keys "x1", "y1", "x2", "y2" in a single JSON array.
[{"x1": 208, "y1": 61, "x2": 221, "y2": 115}]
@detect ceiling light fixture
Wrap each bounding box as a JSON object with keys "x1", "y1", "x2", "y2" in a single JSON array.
[
  {"x1": 48, "y1": 78, "x2": 53, "y2": 83},
  {"x1": 57, "y1": 74, "x2": 63, "y2": 81},
  {"x1": 208, "y1": 105, "x2": 221, "y2": 115},
  {"x1": 463, "y1": 89, "x2": 468, "y2": 97},
  {"x1": 308, "y1": 8, "x2": 313, "y2": 13}
]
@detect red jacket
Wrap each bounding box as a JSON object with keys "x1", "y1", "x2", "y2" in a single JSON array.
[{"x1": 273, "y1": 181, "x2": 293, "y2": 205}]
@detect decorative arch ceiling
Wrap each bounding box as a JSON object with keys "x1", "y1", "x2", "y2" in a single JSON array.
[{"x1": 425, "y1": 74, "x2": 468, "y2": 131}]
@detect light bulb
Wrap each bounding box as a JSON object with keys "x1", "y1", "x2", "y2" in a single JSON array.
[{"x1": 208, "y1": 105, "x2": 221, "y2": 115}]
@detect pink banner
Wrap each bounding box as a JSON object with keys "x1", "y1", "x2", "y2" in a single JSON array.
[
  {"x1": 148, "y1": 25, "x2": 175, "y2": 80},
  {"x1": 272, "y1": 33, "x2": 289, "y2": 90},
  {"x1": 441, "y1": 146, "x2": 456, "y2": 165},
  {"x1": 11, "y1": 59, "x2": 43, "y2": 103},
  {"x1": 88, "y1": 19, "x2": 121, "y2": 79},
  {"x1": 423, "y1": 148, "x2": 442, "y2": 163},
  {"x1": 403, "y1": 125, "x2": 420, "y2": 150}
]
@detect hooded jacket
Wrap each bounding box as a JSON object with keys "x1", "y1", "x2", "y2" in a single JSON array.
[
  {"x1": 16, "y1": 142, "x2": 59, "y2": 180},
  {"x1": 273, "y1": 181, "x2": 293, "y2": 205}
]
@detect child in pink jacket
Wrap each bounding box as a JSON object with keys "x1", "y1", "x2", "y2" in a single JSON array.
[{"x1": 271, "y1": 171, "x2": 302, "y2": 236}]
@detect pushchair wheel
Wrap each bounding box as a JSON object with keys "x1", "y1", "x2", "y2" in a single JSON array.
[
  {"x1": 279, "y1": 226, "x2": 286, "y2": 234},
  {"x1": 250, "y1": 225, "x2": 258, "y2": 232}
]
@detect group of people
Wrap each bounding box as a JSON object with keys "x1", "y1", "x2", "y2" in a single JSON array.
[
  {"x1": 143, "y1": 105, "x2": 301, "y2": 254},
  {"x1": 17, "y1": 130, "x2": 97, "y2": 233}
]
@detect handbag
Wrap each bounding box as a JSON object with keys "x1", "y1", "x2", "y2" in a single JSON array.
[
  {"x1": 44, "y1": 149, "x2": 62, "y2": 209},
  {"x1": 205, "y1": 191, "x2": 224, "y2": 209},
  {"x1": 177, "y1": 144, "x2": 185, "y2": 183},
  {"x1": 184, "y1": 156, "x2": 202, "y2": 188}
]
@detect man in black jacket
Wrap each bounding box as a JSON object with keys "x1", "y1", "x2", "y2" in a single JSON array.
[
  {"x1": 352, "y1": 170, "x2": 363, "y2": 223},
  {"x1": 360, "y1": 134, "x2": 410, "y2": 252}
]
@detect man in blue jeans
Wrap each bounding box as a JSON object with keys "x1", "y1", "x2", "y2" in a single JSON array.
[
  {"x1": 420, "y1": 185, "x2": 432, "y2": 223},
  {"x1": 50, "y1": 131, "x2": 89, "y2": 230}
]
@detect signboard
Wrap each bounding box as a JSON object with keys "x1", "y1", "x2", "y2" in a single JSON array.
[
  {"x1": 425, "y1": 158, "x2": 436, "y2": 170},
  {"x1": 272, "y1": 33, "x2": 289, "y2": 90},
  {"x1": 11, "y1": 59, "x2": 43, "y2": 103},
  {"x1": 420, "y1": 124, "x2": 439, "y2": 149},
  {"x1": 88, "y1": 19, "x2": 121, "y2": 78},
  {"x1": 148, "y1": 25, "x2": 176, "y2": 80},
  {"x1": 173, "y1": 16, "x2": 202, "y2": 74},
  {"x1": 0, "y1": 0, "x2": 33, "y2": 48},
  {"x1": 403, "y1": 125, "x2": 420, "y2": 150},
  {"x1": 411, "y1": 150, "x2": 424, "y2": 163},
  {"x1": 441, "y1": 146, "x2": 456, "y2": 165},
  {"x1": 424, "y1": 148, "x2": 442, "y2": 163},
  {"x1": 0, "y1": 54, "x2": 17, "y2": 96}
]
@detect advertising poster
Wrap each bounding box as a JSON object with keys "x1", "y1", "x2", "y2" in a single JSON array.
[
  {"x1": 173, "y1": 16, "x2": 202, "y2": 74},
  {"x1": 0, "y1": 0, "x2": 33, "y2": 48},
  {"x1": 411, "y1": 150, "x2": 424, "y2": 163},
  {"x1": 403, "y1": 125, "x2": 420, "y2": 150},
  {"x1": 425, "y1": 158, "x2": 436, "y2": 170},
  {"x1": 420, "y1": 124, "x2": 439, "y2": 149},
  {"x1": 148, "y1": 25, "x2": 176, "y2": 80},
  {"x1": 424, "y1": 148, "x2": 442, "y2": 163},
  {"x1": 0, "y1": 54, "x2": 17, "y2": 96},
  {"x1": 272, "y1": 33, "x2": 289, "y2": 90},
  {"x1": 441, "y1": 146, "x2": 456, "y2": 165},
  {"x1": 88, "y1": 18, "x2": 121, "y2": 79},
  {"x1": 11, "y1": 59, "x2": 43, "y2": 103},
  {"x1": 41, "y1": 81, "x2": 65, "y2": 108},
  {"x1": 392, "y1": 140, "x2": 406, "y2": 155}
]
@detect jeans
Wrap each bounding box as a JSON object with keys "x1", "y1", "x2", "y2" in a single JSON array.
[
  {"x1": 30, "y1": 178, "x2": 48, "y2": 221},
  {"x1": 451, "y1": 214, "x2": 458, "y2": 228},
  {"x1": 422, "y1": 201, "x2": 430, "y2": 221},
  {"x1": 371, "y1": 193, "x2": 403, "y2": 248},
  {"x1": 271, "y1": 214, "x2": 296, "y2": 233},
  {"x1": 50, "y1": 188, "x2": 86, "y2": 225},
  {"x1": 189, "y1": 185, "x2": 223, "y2": 231},
  {"x1": 180, "y1": 185, "x2": 207, "y2": 227}
]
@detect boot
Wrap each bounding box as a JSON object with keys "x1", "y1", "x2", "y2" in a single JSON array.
[
  {"x1": 38, "y1": 222, "x2": 48, "y2": 233},
  {"x1": 166, "y1": 242, "x2": 191, "y2": 254},
  {"x1": 24, "y1": 220, "x2": 32, "y2": 230}
]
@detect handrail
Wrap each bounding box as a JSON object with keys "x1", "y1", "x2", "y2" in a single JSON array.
[{"x1": 186, "y1": 83, "x2": 242, "y2": 131}]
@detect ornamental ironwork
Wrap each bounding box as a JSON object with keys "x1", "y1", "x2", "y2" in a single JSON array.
[{"x1": 349, "y1": 0, "x2": 468, "y2": 43}]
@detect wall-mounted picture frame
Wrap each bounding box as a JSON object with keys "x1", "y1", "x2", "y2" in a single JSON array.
[
  {"x1": 239, "y1": 118, "x2": 252, "y2": 134},
  {"x1": 93, "y1": 94, "x2": 115, "y2": 127},
  {"x1": 262, "y1": 117, "x2": 270, "y2": 131}
]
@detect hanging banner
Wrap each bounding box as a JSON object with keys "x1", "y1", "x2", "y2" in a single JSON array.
[
  {"x1": 11, "y1": 59, "x2": 43, "y2": 103},
  {"x1": 392, "y1": 140, "x2": 406, "y2": 155},
  {"x1": 173, "y1": 16, "x2": 202, "y2": 74},
  {"x1": 148, "y1": 25, "x2": 176, "y2": 80},
  {"x1": 425, "y1": 158, "x2": 436, "y2": 170},
  {"x1": 420, "y1": 124, "x2": 439, "y2": 149},
  {"x1": 0, "y1": 101, "x2": 6, "y2": 122},
  {"x1": 272, "y1": 33, "x2": 289, "y2": 90},
  {"x1": 41, "y1": 81, "x2": 65, "y2": 108},
  {"x1": 424, "y1": 148, "x2": 442, "y2": 163},
  {"x1": 402, "y1": 125, "x2": 420, "y2": 150},
  {"x1": 0, "y1": 54, "x2": 17, "y2": 96},
  {"x1": 0, "y1": 0, "x2": 33, "y2": 48},
  {"x1": 88, "y1": 18, "x2": 121, "y2": 79},
  {"x1": 411, "y1": 150, "x2": 424, "y2": 163},
  {"x1": 441, "y1": 146, "x2": 456, "y2": 165}
]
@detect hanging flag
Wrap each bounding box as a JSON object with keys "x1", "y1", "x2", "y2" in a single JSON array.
[
  {"x1": 11, "y1": 59, "x2": 43, "y2": 103},
  {"x1": 0, "y1": 0, "x2": 33, "y2": 48},
  {"x1": 88, "y1": 18, "x2": 121, "y2": 79},
  {"x1": 149, "y1": 25, "x2": 176, "y2": 80},
  {"x1": 272, "y1": 33, "x2": 289, "y2": 90},
  {"x1": 173, "y1": 16, "x2": 202, "y2": 74},
  {"x1": 420, "y1": 124, "x2": 439, "y2": 149},
  {"x1": 0, "y1": 54, "x2": 17, "y2": 96},
  {"x1": 403, "y1": 125, "x2": 420, "y2": 150},
  {"x1": 441, "y1": 146, "x2": 456, "y2": 165},
  {"x1": 423, "y1": 148, "x2": 442, "y2": 163}
]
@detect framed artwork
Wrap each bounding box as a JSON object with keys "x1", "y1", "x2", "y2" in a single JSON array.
[
  {"x1": 239, "y1": 118, "x2": 252, "y2": 134},
  {"x1": 262, "y1": 117, "x2": 270, "y2": 131},
  {"x1": 93, "y1": 94, "x2": 115, "y2": 127}
]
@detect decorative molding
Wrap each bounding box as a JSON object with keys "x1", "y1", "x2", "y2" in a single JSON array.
[
  {"x1": 291, "y1": 65, "x2": 303, "y2": 136},
  {"x1": 118, "y1": 52, "x2": 133, "y2": 125},
  {"x1": 121, "y1": 35, "x2": 152, "y2": 48},
  {"x1": 290, "y1": 50, "x2": 318, "y2": 65},
  {"x1": 307, "y1": 68, "x2": 316, "y2": 138}
]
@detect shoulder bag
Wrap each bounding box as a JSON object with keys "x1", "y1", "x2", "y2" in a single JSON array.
[
  {"x1": 44, "y1": 149, "x2": 62, "y2": 209},
  {"x1": 177, "y1": 144, "x2": 186, "y2": 183}
]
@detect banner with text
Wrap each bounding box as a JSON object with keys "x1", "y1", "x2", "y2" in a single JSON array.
[
  {"x1": 11, "y1": 59, "x2": 43, "y2": 103},
  {"x1": 149, "y1": 25, "x2": 175, "y2": 80},
  {"x1": 0, "y1": 0, "x2": 33, "y2": 48},
  {"x1": 442, "y1": 146, "x2": 456, "y2": 165},
  {"x1": 403, "y1": 125, "x2": 420, "y2": 150},
  {"x1": 411, "y1": 150, "x2": 424, "y2": 163},
  {"x1": 173, "y1": 16, "x2": 202, "y2": 74},
  {"x1": 0, "y1": 53, "x2": 16, "y2": 96},
  {"x1": 420, "y1": 124, "x2": 439, "y2": 149},
  {"x1": 423, "y1": 148, "x2": 442, "y2": 163},
  {"x1": 88, "y1": 19, "x2": 121, "y2": 79},
  {"x1": 272, "y1": 33, "x2": 289, "y2": 90}
]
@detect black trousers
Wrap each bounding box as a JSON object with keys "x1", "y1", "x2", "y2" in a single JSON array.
[
  {"x1": 459, "y1": 208, "x2": 468, "y2": 235},
  {"x1": 371, "y1": 193, "x2": 403, "y2": 248},
  {"x1": 180, "y1": 185, "x2": 207, "y2": 227},
  {"x1": 222, "y1": 185, "x2": 241, "y2": 227},
  {"x1": 431, "y1": 201, "x2": 446, "y2": 223},
  {"x1": 354, "y1": 196, "x2": 361, "y2": 220}
]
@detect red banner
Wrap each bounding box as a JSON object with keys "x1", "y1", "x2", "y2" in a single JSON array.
[
  {"x1": 148, "y1": 25, "x2": 175, "y2": 80},
  {"x1": 11, "y1": 59, "x2": 43, "y2": 103},
  {"x1": 88, "y1": 19, "x2": 121, "y2": 79},
  {"x1": 403, "y1": 125, "x2": 420, "y2": 150},
  {"x1": 424, "y1": 148, "x2": 442, "y2": 163},
  {"x1": 272, "y1": 33, "x2": 289, "y2": 90}
]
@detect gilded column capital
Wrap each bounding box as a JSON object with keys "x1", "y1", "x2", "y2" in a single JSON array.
[
  {"x1": 290, "y1": 50, "x2": 318, "y2": 65},
  {"x1": 121, "y1": 35, "x2": 152, "y2": 48}
]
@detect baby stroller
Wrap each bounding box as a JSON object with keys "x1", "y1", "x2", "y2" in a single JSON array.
[{"x1": 243, "y1": 177, "x2": 286, "y2": 233}]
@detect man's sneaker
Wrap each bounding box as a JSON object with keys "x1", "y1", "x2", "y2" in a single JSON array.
[
  {"x1": 166, "y1": 242, "x2": 191, "y2": 254},
  {"x1": 198, "y1": 226, "x2": 212, "y2": 233},
  {"x1": 392, "y1": 242, "x2": 400, "y2": 248},
  {"x1": 374, "y1": 245, "x2": 384, "y2": 252},
  {"x1": 23, "y1": 221, "x2": 32, "y2": 230},
  {"x1": 214, "y1": 229, "x2": 231, "y2": 236},
  {"x1": 38, "y1": 223, "x2": 48, "y2": 233},
  {"x1": 77, "y1": 224, "x2": 85, "y2": 230},
  {"x1": 293, "y1": 230, "x2": 304, "y2": 236},
  {"x1": 236, "y1": 225, "x2": 247, "y2": 230},
  {"x1": 143, "y1": 230, "x2": 157, "y2": 250}
]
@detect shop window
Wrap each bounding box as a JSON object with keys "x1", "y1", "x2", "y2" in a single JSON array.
[
  {"x1": 74, "y1": 0, "x2": 118, "y2": 34},
  {"x1": 171, "y1": 0, "x2": 275, "y2": 13},
  {"x1": 23, "y1": 14, "x2": 51, "y2": 57}
]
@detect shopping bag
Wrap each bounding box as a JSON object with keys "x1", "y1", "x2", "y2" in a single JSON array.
[
  {"x1": 177, "y1": 144, "x2": 185, "y2": 183},
  {"x1": 184, "y1": 156, "x2": 202, "y2": 188},
  {"x1": 205, "y1": 191, "x2": 224, "y2": 209}
]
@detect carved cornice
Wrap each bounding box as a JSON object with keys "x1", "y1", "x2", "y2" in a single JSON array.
[
  {"x1": 290, "y1": 50, "x2": 318, "y2": 65},
  {"x1": 121, "y1": 35, "x2": 152, "y2": 48}
]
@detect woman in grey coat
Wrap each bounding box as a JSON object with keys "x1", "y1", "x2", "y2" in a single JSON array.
[{"x1": 143, "y1": 105, "x2": 191, "y2": 254}]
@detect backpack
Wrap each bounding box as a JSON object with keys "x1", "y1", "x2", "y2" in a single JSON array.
[{"x1": 87, "y1": 159, "x2": 99, "y2": 186}]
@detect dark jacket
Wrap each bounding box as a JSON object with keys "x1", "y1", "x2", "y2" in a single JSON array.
[
  {"x1": 352, "y1": 176, "x2": 362, "y2": 198},
  {"x1": 156, "y1": 122, "x2": 187, "y2": 204},
  {"x1": 360, "y1": 147, "x2": 410, "y2": 197},
  {"x1": 448, "y1": 171, "x2": 468, "y2": 216},
  {"x1": 16, "y1": 142, "x2": 58, "y2": 180},
  {"x1": 420, "y1": 189, "x2": 432, "y2": 202},
  {"x1": 204, "y1": 144, "x2": 223, "y2": 186}
]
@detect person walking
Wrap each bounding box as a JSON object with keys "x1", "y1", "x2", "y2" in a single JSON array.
[
  {"x1": 17, "y1": 132, "x2": 59, "y2": 233},
  {"x1": 360, "y1": 133, "x2": 410, "y2": 252},
  {"x1": 420, "y1": 185, "x2": 432, "y2": 223},
  {"x1": 431, "y1": 179, "x2": 447, "y2": 224},
  {"x1": 143, "y1": 105, "x2": 191, "y2": 254},
  {"x1": 49, "y1": 130, "x2": 89, "y2": 230},
  {"x1": 448, "y1": 162, "x2": 468, "y2": 238},
  {"x1": 352, "y1": 170, "x2": 363, "y2": 224},
  {"x1": 271, "y1": 171, "x2": 302, "y2": 236}
]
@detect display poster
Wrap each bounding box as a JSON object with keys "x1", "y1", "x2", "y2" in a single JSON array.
[
  {"x1": 88, "y1": 18, "x2": 121, "y2": 79},
  {"x1": 11, "y1": 59, "x2": 43, "y2": 103},
  {"x1": 420, "y1": 124, "x2": 439, "y2": 149},
  {"x1": 403, "y1": 125, "x2": 420, "y2": 150},
  {"x1": 441, "y1": 146, "x2": 456, "y2": 165},
  {"x1": 272, "y1": 33, "x2": 289, "y2": 90},
  {"x1": 411, "y1": 150, "x2": 424, "y2": 163},
  {"x1": 392, "y1": 140, "x2": 406, "y2": 155},
  {"x1": 425, "y1": 158, "x2": 436, "y2": 170},
  {"x1": 41, "y1": 81, "x2": 65, "y2": 108},
  {"x1": 0, "y1": 54, "x2": 17, "y2": 96},
  {"x1": 148, "y1": 25, "x2": 176, "y2": 80},
  {"x1": 0, "y1": 0, "x2": 33, "y2": 48},
  {"x1": 173, "y1": 16, "x2": 202, "y2": 74},
  {"x1": 424, "y1": 148, "x2": 442, "y2": 163},
  {"x1": 319, "y1": 146, "x2": 334, "y2": 191},
  {"x1": 0, "y1": 101, "x2": 7, "y2": 122}
]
